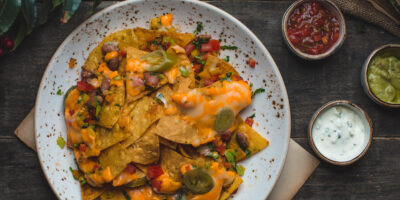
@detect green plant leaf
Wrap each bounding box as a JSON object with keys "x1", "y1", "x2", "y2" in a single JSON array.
[
  {"x1": 12, "y1": 16, "x2": 27, "y2": 51},
  {"x1": 0, "y1": 0, "x2": 22, "y2": 35},
  {"x1": 21, "y1": 0, "x2": 37, "y2": 34},
  {"x1": 61, "y1": 0, "x2": 81, "y2": 24},
  {"x1": 90, "y1": 0, "x2": 102, "y2": 14},
  {"x1": 40, "y1": 0, "x2": 51, "y2": 25}
]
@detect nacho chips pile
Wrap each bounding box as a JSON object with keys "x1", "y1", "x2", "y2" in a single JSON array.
[{"x1": 64, "y1": 13, "x2": 269, "y2": 200}]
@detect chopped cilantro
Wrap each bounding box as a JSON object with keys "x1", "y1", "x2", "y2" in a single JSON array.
[
  {"x1": 56, "y1": 89, "x2": 64, "y2": 95},
  {"x1": 122, "y1": 190, "x2": 131, "y2": 200},
  {"x1": 252, "y1": 88, "x2": 265, "y2": 98},
  {"x1": 113, "y1": 76, "x2": 121, "y2": 80},
  {"x1": 250, "y1": 82, "x2": 253, "y2": 89},
  {"x1": 245, "y1": 149, "x2": 251, "y2": 158},
  {"x1": 223, "y1": 56, "x2": 230, "y2": 62},
  {"x1": 57, "y1": 137, "x2": 65, "y2": 149},
  {"x1": 91, "y1": 124, "x2": 96, "y2": 130},
  {"x1": 73, "y1": 143, "x2": 78, "y2": 148},
  {"x1": 191, "y1": 164, "x2": 199, "y2": 169},
  {"x1": 80, "y1": 179, "x2": 87, "y2": 185},
  {"x1": 179, "y1": 66, "x2": 189, "y2": 77},
  {"x1": 114, "y1": 103, "x2": 121, "y2": 107},
  {"x1": 220, "y1": 45, "x2": 238, "y2": 50},
  {"x1": 193, "y1": 37, "x2": 210, "y2": 50},
  {"x1": 236, "y1": 165, "x2": 244, "y2": 176},
  {"x1": 193, "y1": 22, "x2": 204, "y2": 35},
  {"x1": 220, "y1": 72, "x2": 232, "y2": 82},
  {"x1": 249, "y1": 113, "x2": 256, "y2": 118},
  {"x1": 157, "y1": 74, "x2": 164, "y2": 79},
  {"x1": 207, "y1": 143, "x2": 215, "y2": 151},
  {"x1": 69, "y1": 167, "x2": 74, "y2": 173},
  {"x1": 194, "y1": 55, "x2": 206, "y2": 65}
]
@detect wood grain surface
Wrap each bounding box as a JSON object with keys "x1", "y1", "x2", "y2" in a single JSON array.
[{"x1": 0, "y1": 1, "x2": 399, "y2": 199}]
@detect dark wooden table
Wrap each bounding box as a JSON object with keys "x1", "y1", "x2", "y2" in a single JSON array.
[{"x1": 1, "y1": 1, "x2": 399, "y2": 199}]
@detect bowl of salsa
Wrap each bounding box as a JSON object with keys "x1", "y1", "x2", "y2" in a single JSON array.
[
  {"x1": 361, "y1": 44, "x2": 400, "y2": 108},
  {"x1": 282, "y1": 0, "x2": 346, "y2": 60}
]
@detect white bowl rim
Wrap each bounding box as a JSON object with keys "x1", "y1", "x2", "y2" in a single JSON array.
[{"x1": 34, "y1": 0, "x2": 291, "y2": 198}]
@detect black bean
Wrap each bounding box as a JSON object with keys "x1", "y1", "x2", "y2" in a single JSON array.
[
  {"x1": 236, "y1": 132, "x2": 249, "y2": 149},
  {"x1": 101, "y1": 43, "x2": 119, "y2": 55},
  {"x1": 107, "y1": 57, "x2": 119, "y2": 71}
]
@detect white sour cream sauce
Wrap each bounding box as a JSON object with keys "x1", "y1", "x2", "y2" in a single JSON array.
[{"x1": 312, "y1": 105, "x2": 368, "y2": 162}]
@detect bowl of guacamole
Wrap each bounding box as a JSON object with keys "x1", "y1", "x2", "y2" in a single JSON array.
[{"x1": 362, "y1": 44, "x2": 400, "y2": 108}]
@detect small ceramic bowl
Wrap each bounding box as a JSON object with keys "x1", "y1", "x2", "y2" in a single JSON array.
[
  {"x1": 308, "y1": 100, "x2": 373, "y2": 166},
  {"x1": 282, "y1": 0, "x2": 346, "y2": 60},
  {"x1": 361, "y1": 44, "x2": 400, "y2": 108}
]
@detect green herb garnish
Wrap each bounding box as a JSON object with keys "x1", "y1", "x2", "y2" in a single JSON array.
[
  {"x1": 220, "y1": 72, "x2": 232, "y2": 82},
  {"x1": 223, "y1": 56, "x2": 230, "y2": 62},
  {"x1": 236, "y1": 165, "x2": 244, "y2": 176},
  {"x1": 220, "y1": 45, "x2": 238, "y2": 50},
  {"x1": 193, "y1": 22, "x2": 204, "y2": 35},
  {"x1": 251, "y1": 88, "x2": 265, "y2": 98},
  {"x1": 194, "y1": 55, "x2": 206, "y2": 65},
  {"x1": 56, "y1": 89, "x2": 64, "y2": 95},
  {"x1": 249, "y1": 113, "x2": 255, "y2": 118}
]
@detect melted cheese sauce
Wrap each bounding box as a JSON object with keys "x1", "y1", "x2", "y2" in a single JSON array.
[
  {"x1": 112, "y1": 170, "x2": 139, "y2": 187},
  {"x1": 171, "y1": 80, "x2": 251, "y2": 145},
  {"x1": 127, "y1": 186, "x2": 164, "y2": 200},
  {"x1": 187, "y1": 162, "x2": 235, "y2": 200}
]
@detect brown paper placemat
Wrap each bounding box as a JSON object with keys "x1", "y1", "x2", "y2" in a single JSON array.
[{"x1": 14, "y1": 107, "x2": 319, "y2": 200}]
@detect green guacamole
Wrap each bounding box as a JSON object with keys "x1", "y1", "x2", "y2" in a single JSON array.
[{"x1": 367, "y1": 56, "x2": 400, "y2": 104}]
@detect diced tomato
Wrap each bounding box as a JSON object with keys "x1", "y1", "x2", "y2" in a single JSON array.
[
  {"x1": 184, "y1": 43, "x2": 195, "y2": 56},
  {"x1": 193, "y1": 64, "x2": 201, "y2": 73},
  {"x1": 120, "y1": 51, "x2": 126, "y2": 58},
  {"x1": 245, "y1": 117, "x2": 254, "y2": 127},
  {"x1": 288, "y1": 34, "x2": 299, "y2": 44},
  {"x1": 76, "y1": 81, "x2": 94, "y2": 92},
  {"x1": 202, "y1": 52, "x2": 211, "y2": 61},
  {"x1": 147, "y1": 164, "x2": 164, "y2": 179},
  {"x1": 204, "y1": 78, "x2": 214, "y2": 86},
  {"x1": 231, "y1": 74, "x2": 242, "y2": 81},
  {"x1": 221, "y1": 130, "x2": 232, "y2": 141},
  {"x1": 92, "y1": 164, "x2": 100, "y2": 172},
  {"x1": 211, "y1": 74, "x2": 219, "y2": 82},
  {"x1": 151, "y1": 179, "x2": 162, "y2": 192},
  {"x1": 308, "y1": 48, "x2": 319, "y2": 55},
  {"x1": 209, "y1": 39, "x2": 220, "y2": 51},
  {"x1": 313, "y1": 34, "x2": 321, "y2": 42},
  {"x1": 79, "y1": 144, "x2": 86, "y2": 152},
  {"x1": 215, "y1": 145, "x2": 226, "y2": 155},
  {"x1": 125, "y1": 163, "x2": 136, "y2": 174},
  {"x1": 223, "y1": 162, "x2": 232, "y2": 168},
  {"x1": 69, "y1": 110, "x2": 75, "y2": 116},
  {"x1": 200, "y1": 43, "x2": 213, "y2": 52},
  {"x1": 248, "y1": 58, "x2": 256, "y2": 68}
]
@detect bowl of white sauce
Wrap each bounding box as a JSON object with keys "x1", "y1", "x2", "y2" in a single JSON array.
[{"x1": 308, "y1": 100, "x2": 373, "y2": 166}]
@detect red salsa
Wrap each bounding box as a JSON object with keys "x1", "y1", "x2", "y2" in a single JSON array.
[{"x1": 286, "y1": 1, "x2": 340, "y2": 55}]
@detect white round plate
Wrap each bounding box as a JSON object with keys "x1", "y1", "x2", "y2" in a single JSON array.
[{"x1": 35, "y1": 0, "x2": 291, "y2": 199}]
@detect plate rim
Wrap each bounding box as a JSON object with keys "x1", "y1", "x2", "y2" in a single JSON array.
[{"x1": 34, "y1": 0, "x2": 291, "y2": 198}]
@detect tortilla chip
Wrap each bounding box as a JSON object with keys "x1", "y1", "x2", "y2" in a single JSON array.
[
  {"x1": 133, "y1": 28, "x2": 195, "y2": 50},
  {"x1": 160, "y1": 147, "x2": 193, "y2": 181},
  {"x1": 127, "y1": 124, "x2": 160, "y2": 165},
  {"x1": 98, "y1": 85, "x2": 125, "y2": 128},
  {"x1": 99, "y1": 189, "x2": 125, "y2": 200},
  {"x1": 99, "y1": 143, "x2": 132, "y2": 179},
  {"x1": 81, "y1": 185, "x2": 107, "y2": 200},
  {"x1": 220, "y1": 175, "x2": 243, "y2": 200},
  {"x1": 159, "y1": 137, "x2": 177, "y2": 149},
  {"x1": 156, "y1": 116, "x2": 209, "y2": 146},
  {"x1": 121, "y1": 96, "x2": 164, "y2": 148},
  {"x1": 95, "y1": 124, "x2": 129, "y2": 151},
  {"x1": 126, "y1": 46, "x2": 148, "y2": 60},
  {"x1": 198, "y1": 55, "x2": 240, "y2": 86},
  {"x1": 228, "y1": 121, "x2": 269, "y2": 162},
  {"x1": 113, "y1": 166, "x2": 147, "y2": 187}
]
